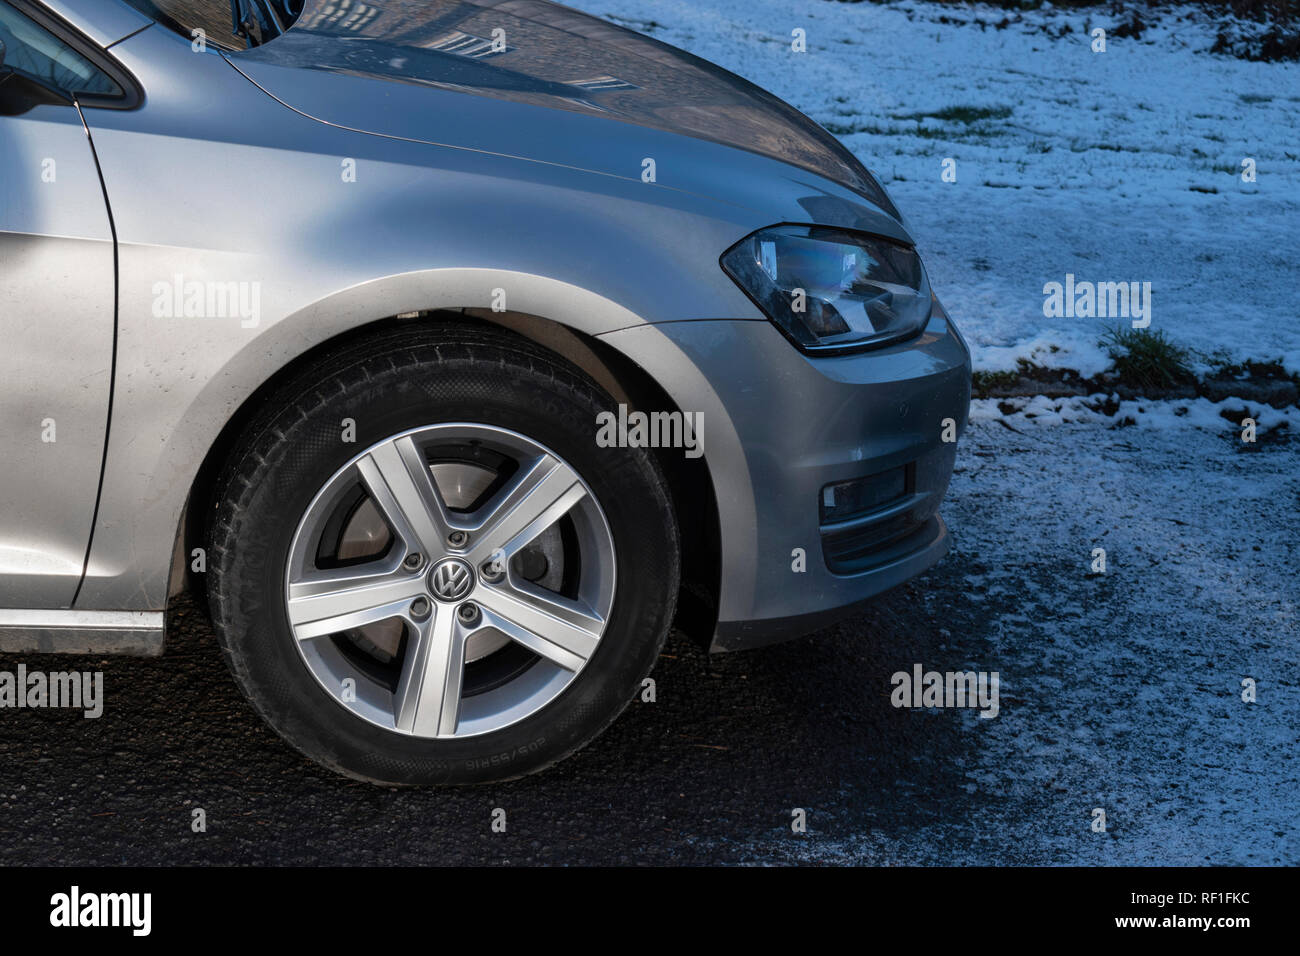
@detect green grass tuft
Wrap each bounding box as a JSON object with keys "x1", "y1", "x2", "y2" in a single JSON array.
[
  {"x1": 1101, "y1": 327, "x2": 1196, "y2": 390},
  {"x1": 971, "y1": 369, "x2": 1021, "y2": 397}
]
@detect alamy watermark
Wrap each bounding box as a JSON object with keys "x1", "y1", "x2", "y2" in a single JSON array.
[
  {"x1": 152, "y1": 274, "x2": 261, "y2": 328},
  {"x1": 1043, "y1": 274, "x2": 1151, "y2": 328},
  {"x1": 595, "y1": 403, "x2": 703, "y2": 459},
  {"x1": 50, "y1": 886, "x2": 150, "y2": 936},
  {"x1": 0, "y1": 665, "x2": 103, "y2": 718},
  {"x1": 891, "y1": 664, "x2": 1000, "y2": 718}
]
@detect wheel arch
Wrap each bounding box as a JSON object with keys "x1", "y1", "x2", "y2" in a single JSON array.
[{"x1": 170, "y1": 309, "x2": 722, "y2": 647}]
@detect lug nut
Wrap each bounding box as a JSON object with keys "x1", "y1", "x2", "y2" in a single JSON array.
[
  {"x1": 410, "y1": 597, "x2": 431, "y2": 619},
  {"x1": 480, "y1": 558, "x2": 505, "y2": 583},
  {"x1": 403, "y1": 552, "x2": 423, "y2": 571},
  {"x1": 447, "y1": 530, "x2": 468, "y2": 548},
  {"x1": 457, "y1": 602, "x2": 479, "y2": 625}
]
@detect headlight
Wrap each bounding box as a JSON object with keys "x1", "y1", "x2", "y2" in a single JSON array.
[{"x1": 721, "y1": 225, "x2": 931, "y2": 353}]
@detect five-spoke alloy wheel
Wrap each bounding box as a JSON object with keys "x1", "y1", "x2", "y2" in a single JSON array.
[
  {"x1": 285, "y1": 423, "x2": 617, "y2": 740},
  {"x1": 207, "y1": 326, "x2": 679, "y2": 784}
]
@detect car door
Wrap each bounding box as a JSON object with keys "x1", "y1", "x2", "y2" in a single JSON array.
[{"x1": 0, "y1": 0, "x2": 122, "y2": 607}]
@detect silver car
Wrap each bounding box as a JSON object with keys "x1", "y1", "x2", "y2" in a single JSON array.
[{"x1": 0, "y1": 0, "x2": 970, "y2": 783}]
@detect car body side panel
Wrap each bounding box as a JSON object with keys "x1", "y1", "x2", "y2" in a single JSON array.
[
  {"x1": 71, "y1": 27, "x2": 771, "y2": 609},
  {"x1": 0, "y1": 104, "x2": 114, "y2": 607}
]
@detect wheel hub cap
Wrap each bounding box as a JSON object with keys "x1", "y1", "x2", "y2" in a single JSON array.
[{"x1": 428, "y1": 557, "x2": 474, "y2": 602}]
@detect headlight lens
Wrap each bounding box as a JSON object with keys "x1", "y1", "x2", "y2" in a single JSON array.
[{"x1": 721, "y1": 225, "x2": 931, "y2": 353}]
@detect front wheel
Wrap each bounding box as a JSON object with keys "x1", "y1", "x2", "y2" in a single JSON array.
[{"x1": 207, "y1": 326, "x2": 679, "y2": 784}]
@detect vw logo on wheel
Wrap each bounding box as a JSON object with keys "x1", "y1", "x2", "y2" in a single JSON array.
[{"x1": 428, "y1": 558, "x2": 475, "y2": 602}]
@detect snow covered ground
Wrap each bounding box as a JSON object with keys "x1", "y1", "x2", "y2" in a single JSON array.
[
  {"x1": 970, "y1": 391, "x2": 1299, "y2": 433},
  {"x1": 570, "y1": 0, "x2": 1300, "y2": 377},
  {"x1": 699, "y1": 413, "x2": 1299, "y2": 865}
]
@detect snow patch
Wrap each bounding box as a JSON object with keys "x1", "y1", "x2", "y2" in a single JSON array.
[{"x1": 971, "y1": 393, "x2": 1298, "y2": 432}]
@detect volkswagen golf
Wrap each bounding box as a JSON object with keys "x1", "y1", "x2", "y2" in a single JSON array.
[{"x1": 0, "y1": 0, "x2": 971, "y2": 783}]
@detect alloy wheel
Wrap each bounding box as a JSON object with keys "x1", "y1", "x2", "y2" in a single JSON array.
[{"x1": 284, "y1": 423, "x2": 616, "y2": 739}]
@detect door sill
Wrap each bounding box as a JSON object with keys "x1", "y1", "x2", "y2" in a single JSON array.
[{"x1": 0, "y1": 609, "x2": 164, "y2": 656}]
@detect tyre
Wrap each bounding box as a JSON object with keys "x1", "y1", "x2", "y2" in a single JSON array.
[{"x1": 206, "y1": 324, "x2": 680, "y2": 784}]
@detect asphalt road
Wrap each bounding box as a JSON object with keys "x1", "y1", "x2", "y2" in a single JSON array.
[{"x1": 1, "y1": 416, "x2": 1295, "y2": 865}]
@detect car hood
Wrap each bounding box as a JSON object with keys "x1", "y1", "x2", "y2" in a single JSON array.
[{"x1": 227, "y1": 0, "x2": 897, "y2": 216}]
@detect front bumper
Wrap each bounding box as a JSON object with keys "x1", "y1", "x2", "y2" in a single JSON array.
[{"x1": 598, "y1": 298, "x2": 971, "y2": 652}]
